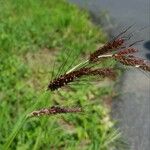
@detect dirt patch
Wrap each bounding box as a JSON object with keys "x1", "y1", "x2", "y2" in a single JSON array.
[{"x1": 23, "y1": 48, "x2": 59, "y2": 90}]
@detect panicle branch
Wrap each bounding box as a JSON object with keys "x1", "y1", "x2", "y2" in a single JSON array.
[
  {"x1": 139, "y1": 64, "x2": 150, "y2": 72},
  {"x1": 89, "y1": 68, "x2": 116, "y2": 79},
  {"x1": 116, "y1": 47, "x2": 138, "y2": 56},
  {"x1": 28, "y1": 106, "x2": 83, "y2": 118},
  {"x1": 113, "y1": 54, "x2": 150, "y2": 72},
  {"x1": 89, "y1": 38, "x2": 124, "y2": 62},
  {"x1": 48, "y1": 67, "x2": 116, "y2": 91}
]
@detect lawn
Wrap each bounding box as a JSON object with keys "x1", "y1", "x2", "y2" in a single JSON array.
[{"x1": 0, "y1": 0, "x2": 122, "y2": 149}]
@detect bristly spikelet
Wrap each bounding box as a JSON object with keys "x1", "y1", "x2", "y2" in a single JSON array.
[
  {"x1": 48, "y1": 67, "x2": 116, "y2": 91},
  {"x1": 28, "y1": 106, "x2": 83, "y2": 118}
]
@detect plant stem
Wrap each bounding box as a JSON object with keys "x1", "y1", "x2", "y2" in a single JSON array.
[
  {"x1": 66, "y1": 59, "x2": 89, "y2": 74},
  {"x1": 66, "y1": 54, "x2": 113, "y2": 74}
]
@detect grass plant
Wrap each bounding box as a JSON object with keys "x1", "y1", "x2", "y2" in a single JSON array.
[{"x1": 2, "y1": 0, "x2": 146, "y2": 149}]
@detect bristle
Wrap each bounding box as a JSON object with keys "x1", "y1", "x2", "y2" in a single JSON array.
[
  {"x1": 128, "y1": 40, "x2": 144, "y2": 47},
  {"x1": 28, "y1": 106, "x2": 83, "y2": 118}
]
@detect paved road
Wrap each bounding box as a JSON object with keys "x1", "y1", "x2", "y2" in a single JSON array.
[{"x1": 69, "y1": 0, "x2": 150, "y2": 149}]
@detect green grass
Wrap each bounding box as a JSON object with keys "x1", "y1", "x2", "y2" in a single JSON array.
[{"x1": 0, "y1": 0, "x2": 122, "y2": 149}]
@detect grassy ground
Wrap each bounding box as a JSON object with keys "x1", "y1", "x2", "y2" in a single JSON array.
[{"x1": 0, "y1": 0, "x2": 122, "y2": 149}]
